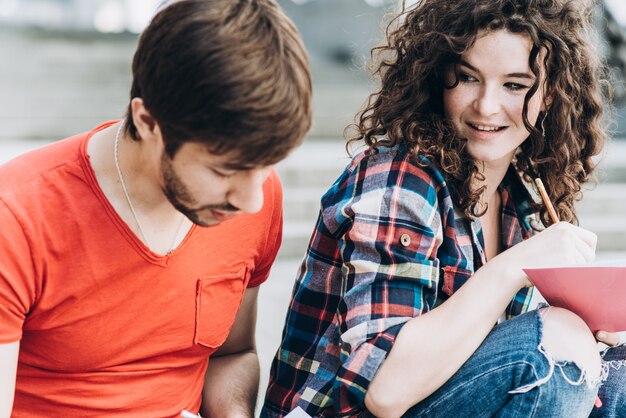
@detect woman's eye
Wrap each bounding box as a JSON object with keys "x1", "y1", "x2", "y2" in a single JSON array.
[
  {"x1": 505, "y1": 82, "x2": 529, "y2": 91},
  {"x1": 458, "y1": 73, "x2": 477, "y2": 83}
]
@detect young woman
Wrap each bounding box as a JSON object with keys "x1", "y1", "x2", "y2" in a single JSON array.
[{"x1": 263, "y1": 0, "x2": 626, "y2": 416}]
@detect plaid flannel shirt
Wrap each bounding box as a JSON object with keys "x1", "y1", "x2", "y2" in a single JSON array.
[{"x1": 262, "y1": 145, "x2": 538, "y2": 417}]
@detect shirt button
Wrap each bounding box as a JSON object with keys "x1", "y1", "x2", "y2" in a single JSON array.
[{"x1": 399, "y1": 234, "x2": 411, "y2": 247}]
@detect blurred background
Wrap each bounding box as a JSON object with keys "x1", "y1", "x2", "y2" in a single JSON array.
[{"x1": 0, "y1": 0, "x2": 624, "y2": 413}]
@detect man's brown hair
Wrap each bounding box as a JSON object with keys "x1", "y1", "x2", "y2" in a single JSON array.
[{"x1": 125, "y1": 0, "x2": 312, "y2": 165}]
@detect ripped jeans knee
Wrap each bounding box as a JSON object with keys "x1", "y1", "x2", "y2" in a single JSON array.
[
  {"x1": 402, "y1": 309, "x2": 599, "y2": 418},
  {"x1": 510, "y1": 306, "x2": 603, "y2": 395},
  {"x1": 508, "y1": 343, "x2": 602, "y2": 393}
]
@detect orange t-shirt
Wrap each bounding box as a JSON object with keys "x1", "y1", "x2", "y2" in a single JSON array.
[{"x1": 0, "y1": 122, "x2": 283, "y2": 417}]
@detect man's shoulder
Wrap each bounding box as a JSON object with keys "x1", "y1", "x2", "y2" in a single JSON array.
[
  {"x1": 256, "y1": 168, "x2": 282, "y2": 220},
  {"x1": 263, "y1": 168, "x2": 282, "y2": 199},
  {"x1": 0, "y1": 133, "x2": 87, "y2": 196}
]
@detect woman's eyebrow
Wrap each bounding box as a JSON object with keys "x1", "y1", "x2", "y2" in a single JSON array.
[{"x1": 459, "y1": 59, "x2": 534, "y2": 79}]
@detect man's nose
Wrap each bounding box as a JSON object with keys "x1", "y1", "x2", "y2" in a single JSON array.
[{"x1": 226, "y1": 169, "x2": 267, "y2": 214}]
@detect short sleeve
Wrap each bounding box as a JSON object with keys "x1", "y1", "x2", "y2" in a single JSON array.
[
  {"x1": 247, "y1": 170, "x2": 283, "y2": 288},
  {"x1": 0, "y1": 199, "x2": 37, "y2": 343}
]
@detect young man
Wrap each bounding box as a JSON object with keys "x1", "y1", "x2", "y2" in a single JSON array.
[{"x1": 0, "y1": 1, "x2": 311, "y2": 416}]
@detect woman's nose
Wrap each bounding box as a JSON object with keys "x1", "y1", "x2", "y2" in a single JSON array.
[{"x1": 473, "y1": 85, "x2": 501, "y2": 116}]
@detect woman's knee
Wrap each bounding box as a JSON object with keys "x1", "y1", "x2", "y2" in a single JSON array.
[{"x1": 540, "y1": 307, "x2": 601, "y2": 380}]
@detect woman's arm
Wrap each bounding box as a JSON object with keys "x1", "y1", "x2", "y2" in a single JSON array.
[{"x1": 365, "y1": 222, "x2": 597, "y2": 418}]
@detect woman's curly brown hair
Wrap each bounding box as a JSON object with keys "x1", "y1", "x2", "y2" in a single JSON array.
[{"x1": 348, "y1": 0, "x2": 611, "y2": 224}]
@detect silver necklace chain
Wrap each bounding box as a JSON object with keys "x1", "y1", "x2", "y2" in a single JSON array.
[{"x1": 113, "y1": 122, "x2": 184, "y2": 254}]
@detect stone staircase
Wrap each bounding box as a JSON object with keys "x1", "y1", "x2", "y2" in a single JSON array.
[{"x1": 576, "y1": 145, "x2": 626, "y2": 259}]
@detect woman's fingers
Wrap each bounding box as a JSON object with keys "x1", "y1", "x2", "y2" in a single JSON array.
[{"x1": 596, "y1": 330, "x2": 623, "y2": 346}]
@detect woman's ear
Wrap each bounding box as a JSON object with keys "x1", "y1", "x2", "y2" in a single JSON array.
[
  {"x1": 538, "y1": 46, "x2": 553, "y2": 112},
  {"x1": 541, "y1": 91, "x2": 553, "y2": 112}
]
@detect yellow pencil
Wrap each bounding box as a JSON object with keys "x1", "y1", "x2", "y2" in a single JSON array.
[
  {"x1": 535, "y1": 177, "x2": 601, "y2": 407},
  {"x1": 534, "y1": 178, "x2": 560, "y2": 224}
]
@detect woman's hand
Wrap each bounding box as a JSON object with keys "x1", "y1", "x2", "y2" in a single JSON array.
[
  {"x1": 486, "y1": 222, "x2": 597, "y2": 289},
  {"x1": 596, "y1": 330, "x2": 624, "y2": 347}
]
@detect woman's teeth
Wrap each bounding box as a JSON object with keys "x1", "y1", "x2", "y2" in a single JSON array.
[{"x1": 472, "y1": 124, "x2": 503, "y2": 132}]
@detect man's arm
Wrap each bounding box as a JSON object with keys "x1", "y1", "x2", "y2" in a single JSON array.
[
  {"x1": 0, "y1": 341, "x2": 20, "y2": 418},
  {"x1": 200, "y1": 286, "x2": 260, "y2": 418}
]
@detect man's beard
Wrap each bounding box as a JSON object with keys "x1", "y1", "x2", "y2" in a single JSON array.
[{"x1": 160, "y1": 154, "x2": 238, "y2": 227}]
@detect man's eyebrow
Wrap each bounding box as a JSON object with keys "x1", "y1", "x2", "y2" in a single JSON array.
[
  {"x1": 459, "y1": 59, "x2": 535, "y2": 79},
  {"x1": 219, "y1": 162, "x2": 258, "y2": 171}
]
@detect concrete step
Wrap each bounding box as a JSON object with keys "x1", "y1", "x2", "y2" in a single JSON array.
[
  {"x1": 0, "y1": 27, "x2": 373, "y2": 141},
  {"x1": 579, "y1": 216, "x2": 626, "y2": 251},
  {"x1": 279, "y1": 221, "x2": 315, "y2": 259},
  {"x1": 282, "y1": 186, "x2": 326, "y2": 223},
  {"x1": 577, "y1": 183, "x2": 626, "y2": 217},
  {"x1": 596, "y1": 141, "x2": 626, "y2": 182},
  {"x1": 275, "y1": 138, "x2": 352, "y2": 189},
  {"x1": 596, "y1": 251, "x2": 626, "y2": 261},
  {"x1": 603, "y1": 166, "x2": 626, "y2": 183}
]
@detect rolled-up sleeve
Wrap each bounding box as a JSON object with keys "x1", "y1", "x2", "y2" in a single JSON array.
[
  {"x1": 329, "y1": 153, "x2": 445, "y2": 413},
  {"x1": 262, "y1": 149, "x2": 451, "y2": 417}
]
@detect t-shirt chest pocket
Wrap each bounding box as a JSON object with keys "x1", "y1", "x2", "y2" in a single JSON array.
[{"x1": 194, "y1": 267, "x2": 248, "y2": 348}]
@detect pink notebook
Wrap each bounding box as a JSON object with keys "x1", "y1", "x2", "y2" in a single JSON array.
[{"x1": 524, "y1": 261, "x2": 626, "y2": 332}]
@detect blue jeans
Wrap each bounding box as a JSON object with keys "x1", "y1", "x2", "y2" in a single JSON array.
[
  {"x1": 590, "y1": 344, "x2": 626, "y2": 418},
  {"x1": 400, "y1": 310, "x2": 608, "y2": 418}
]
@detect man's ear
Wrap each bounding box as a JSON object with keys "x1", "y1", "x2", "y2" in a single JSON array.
[{"x1": 130, "y1": 98, "x2": 162, "y2": 142}]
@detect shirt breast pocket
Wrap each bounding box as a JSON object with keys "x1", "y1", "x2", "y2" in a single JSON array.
[
  {"x1": 441, "y1": 265, "x2": 473, "y2": 297},
  {"x1": 194, "y1": 267, "x2": 247, "y2": 348}
]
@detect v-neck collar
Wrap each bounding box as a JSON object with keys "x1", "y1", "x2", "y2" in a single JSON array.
[{"x1": 78, "y1": 120, "x2": 197, "y2": 266}]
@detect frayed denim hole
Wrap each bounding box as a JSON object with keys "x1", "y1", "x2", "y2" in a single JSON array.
[
  {"x1": 509, "y1": 344, "x2": 556, "y2": 394},
  {"x1": 526, "y1": 307, "x2": 602, "y2": 391},
  {"x1": 553, "y1": 360, "x2": 601, "y2": 389},
  {"x1": 595, "y1": 346, "x2": 626, "y2": 391},
  {"x1": 598, "y1": 358, "x2": 626, "y2": 391}
]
